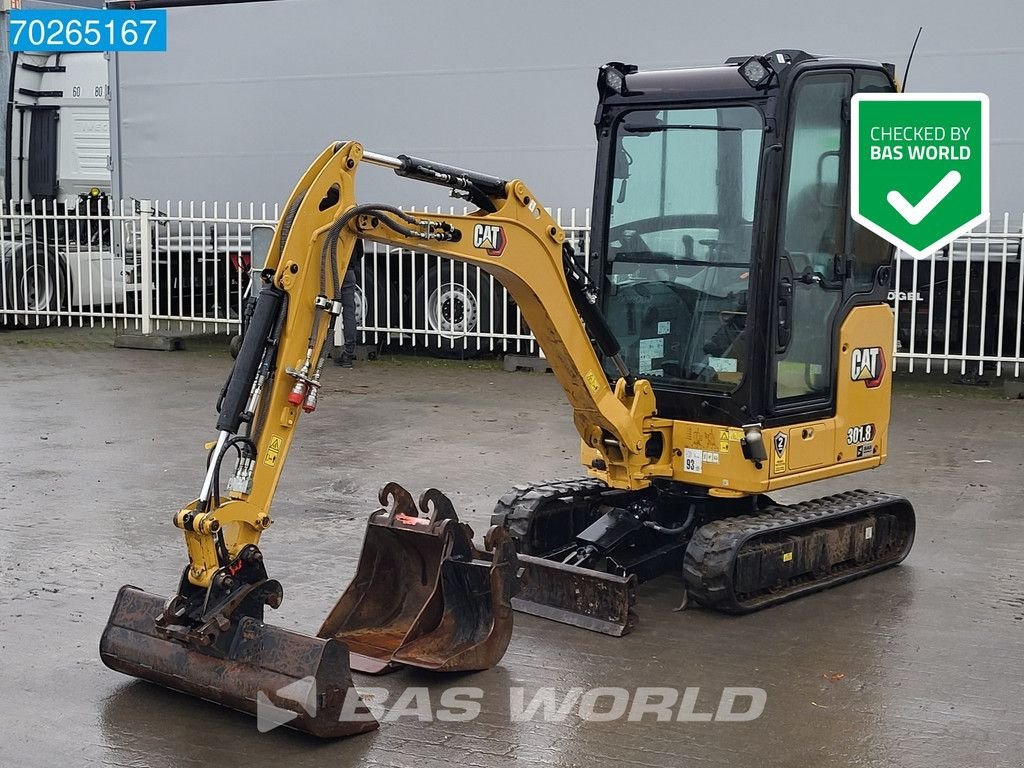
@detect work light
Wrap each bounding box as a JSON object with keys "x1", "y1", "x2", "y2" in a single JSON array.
[
  {"x1": 598, "y1": 62, "x2": 637, "y2": 96},
  {"x1": 739, "y1": 55, "x2": 774, "y2": 89}
]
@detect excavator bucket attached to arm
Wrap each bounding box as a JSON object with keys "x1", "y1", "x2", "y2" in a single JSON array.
[
  {"x1": 98, "y1": 143, "x2": 525, "y2": 738},
  {"x1": 100, "y1": 586, "x2": 378, "y2": 738}
]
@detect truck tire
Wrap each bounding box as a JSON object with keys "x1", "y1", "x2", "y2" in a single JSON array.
[
  {"x1": 3, "y1": 246, "x2": 65, "y2": 326},
  {"x1": 414, "y1": 261, "x2": 504, "y2": 358},
  {"x1": 352, "y1": 260, "x2": 401, "y2": 343}
]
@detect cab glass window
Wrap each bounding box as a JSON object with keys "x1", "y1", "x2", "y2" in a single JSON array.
[{"x1": 602, "y1": 105, "x2": 764, "y2": 391}]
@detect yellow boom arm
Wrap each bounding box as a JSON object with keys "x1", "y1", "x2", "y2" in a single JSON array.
[{"x1": 177, "y1": 142, "x2": 667, "y2": 587}]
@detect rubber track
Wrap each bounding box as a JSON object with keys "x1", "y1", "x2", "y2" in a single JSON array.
[
  {"x1": 491, "y1": 478, "x2": 617, "y2": 554},
  {"x1": 683, "y1": 489, "x2": 915, "y2": 614}
]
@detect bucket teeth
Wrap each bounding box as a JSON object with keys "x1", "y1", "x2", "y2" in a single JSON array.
[
  {"x1": 318, "y1": 483, "x2": 518, "y2": 674},
  {"x1": 100, "y1": 586, "x2": 378, "y2": 738}
]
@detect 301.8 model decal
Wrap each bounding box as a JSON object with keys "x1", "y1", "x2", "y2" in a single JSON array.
[{"x1": 846, "y1": 423, "x2": 876, "y2": 445}]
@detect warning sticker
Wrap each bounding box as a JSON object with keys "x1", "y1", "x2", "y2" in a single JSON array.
[
  {"x1": 720, "y1": 428, "x2": 745, "y2": 453},
  {"x1": 683, "y1": 448, "x2": 703, "y2": 474},
  {"x1": 638, "y1": 337, "x2": 664, "y2": 375},
  {"x1": 264, "y1": 434, "x2": 284, "y2": 467},
  {"x1": 773, "y1": 432, "x2": 787, "y2": 475}
]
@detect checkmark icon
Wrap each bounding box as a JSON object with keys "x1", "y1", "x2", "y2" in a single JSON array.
[{"x1": 886, "y1": 170, "x2": 962, "y2": 225}]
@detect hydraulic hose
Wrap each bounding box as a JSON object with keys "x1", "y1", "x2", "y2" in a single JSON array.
[
  {"x1": 562, "y1": 243, "x2": 632, "y2": 383},
  {"x1": 643, "y1": 504, "x2": 697, "y2": 535}
]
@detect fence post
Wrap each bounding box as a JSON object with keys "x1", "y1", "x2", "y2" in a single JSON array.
[
  {"x1": 139, "y1": 199, "x2": 154, "y2": 336},
  {"x1": 115, "y1": 197, "x2": 183, "y2": 349}
]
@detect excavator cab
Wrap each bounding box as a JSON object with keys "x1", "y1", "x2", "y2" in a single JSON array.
[{"x1": 591, "y1": 52, "x2": 897, "y2": 423}]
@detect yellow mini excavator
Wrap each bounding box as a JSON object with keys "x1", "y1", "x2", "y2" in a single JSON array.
[{"x1": 101, "y1": 50, "x2": 915, "y2": 736}]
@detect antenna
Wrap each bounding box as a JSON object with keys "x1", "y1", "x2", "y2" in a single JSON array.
[{"x1": 902, "y1": 27, "x2": 923, "y2": 92}]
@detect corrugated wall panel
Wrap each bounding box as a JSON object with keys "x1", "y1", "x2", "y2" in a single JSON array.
[{"x1": 112, "y1": 0, "x2": 1024, "y2": 214}]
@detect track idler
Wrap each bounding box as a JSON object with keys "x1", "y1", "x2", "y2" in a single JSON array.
[{"x1": 318, "y1": 483, "x2": 518, "y2": 673}]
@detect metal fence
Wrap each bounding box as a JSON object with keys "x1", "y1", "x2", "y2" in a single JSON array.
[
  {"x1": 0, "y1": 197, "x2": 277, "y2": 335},
  {"x1": 890, "y1": 214, "x2": 1024, "y2": 378},
  {"x1": 1, "y1": 199, "x2": 1022, "y2": 377}
]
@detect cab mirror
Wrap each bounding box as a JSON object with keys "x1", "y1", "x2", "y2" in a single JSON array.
[{"x1": 250, "y1": 224, "x2": 275, "y2": 271}]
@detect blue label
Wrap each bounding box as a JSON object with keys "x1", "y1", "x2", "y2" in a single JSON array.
[{"x1": 8, "y1": 10, "x2": 167, "y2": 52}]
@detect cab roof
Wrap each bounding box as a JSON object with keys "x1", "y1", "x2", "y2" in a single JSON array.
[{"x1": 598, "y1": 52, "x2": 894, "y2": 108}]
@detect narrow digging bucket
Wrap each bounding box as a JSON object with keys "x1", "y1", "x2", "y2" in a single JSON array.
[
  {"x1": 100, "y1": 586, "x2": 379, "y2": 738},
  {"x1": 393, "y1": 526, "x2": 518, "y2": 671},
  {"x1": 511, "y1": 554, "x2": 638, "y2": 636},
  {"x1": 318, "y1": 484, "x2": 518, "y2": 673}
]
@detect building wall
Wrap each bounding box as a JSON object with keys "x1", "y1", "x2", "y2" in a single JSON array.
[{"x1": 109, "y1": 0, "x2": 1024, "y2": 216}]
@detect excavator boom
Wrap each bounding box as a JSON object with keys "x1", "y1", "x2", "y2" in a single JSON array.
[{"x1": 99, "y1": 143, "x2": 554, "y2": 736}]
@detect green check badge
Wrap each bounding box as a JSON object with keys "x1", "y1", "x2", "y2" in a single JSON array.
[{"x1": 851, "y1": 93, "x2": 989, "y2": 259}]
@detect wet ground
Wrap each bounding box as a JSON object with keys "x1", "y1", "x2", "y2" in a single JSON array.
[{"x1": 1, "y1": 331, "x2": 1022, "y2": 767}]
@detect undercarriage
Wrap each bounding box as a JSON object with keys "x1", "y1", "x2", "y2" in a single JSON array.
[{"x1": 493, "y1": 480, "x2": 916, "y2": 634}]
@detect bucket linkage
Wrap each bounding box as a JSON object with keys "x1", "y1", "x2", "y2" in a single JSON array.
[{"x1": 100, "y1": 545, "x2": 377, "y2": 738}]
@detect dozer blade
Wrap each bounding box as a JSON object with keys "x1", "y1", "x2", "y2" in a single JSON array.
[
  {"x1": 100, "y1": 586, "x2": 378, "y2": 738},
  {"x1": 512, "y1": 554, "x2": 638, "y2": 637},
  {"x1": 318, "y1": 483, "x2": 518, "y2": 673}
]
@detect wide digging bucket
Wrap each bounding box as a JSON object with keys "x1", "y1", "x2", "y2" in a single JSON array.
[
  {"x1": 318, "y1": 483, "x2": 518, "y2": 674},
  {"x1": 511, "y1": 554, "x2": 638, "y2": 637},
  {"x1": 100, "y1": 586, "x2": 378, "y2": 738}
]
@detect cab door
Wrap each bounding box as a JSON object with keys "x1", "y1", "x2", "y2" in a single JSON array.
[
  {"x1": 769, "y1": 67, "x2": 897, "y2": 476},
  {"x1": 772, "y1": 70, "x2": 852, "y2": 412}
]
